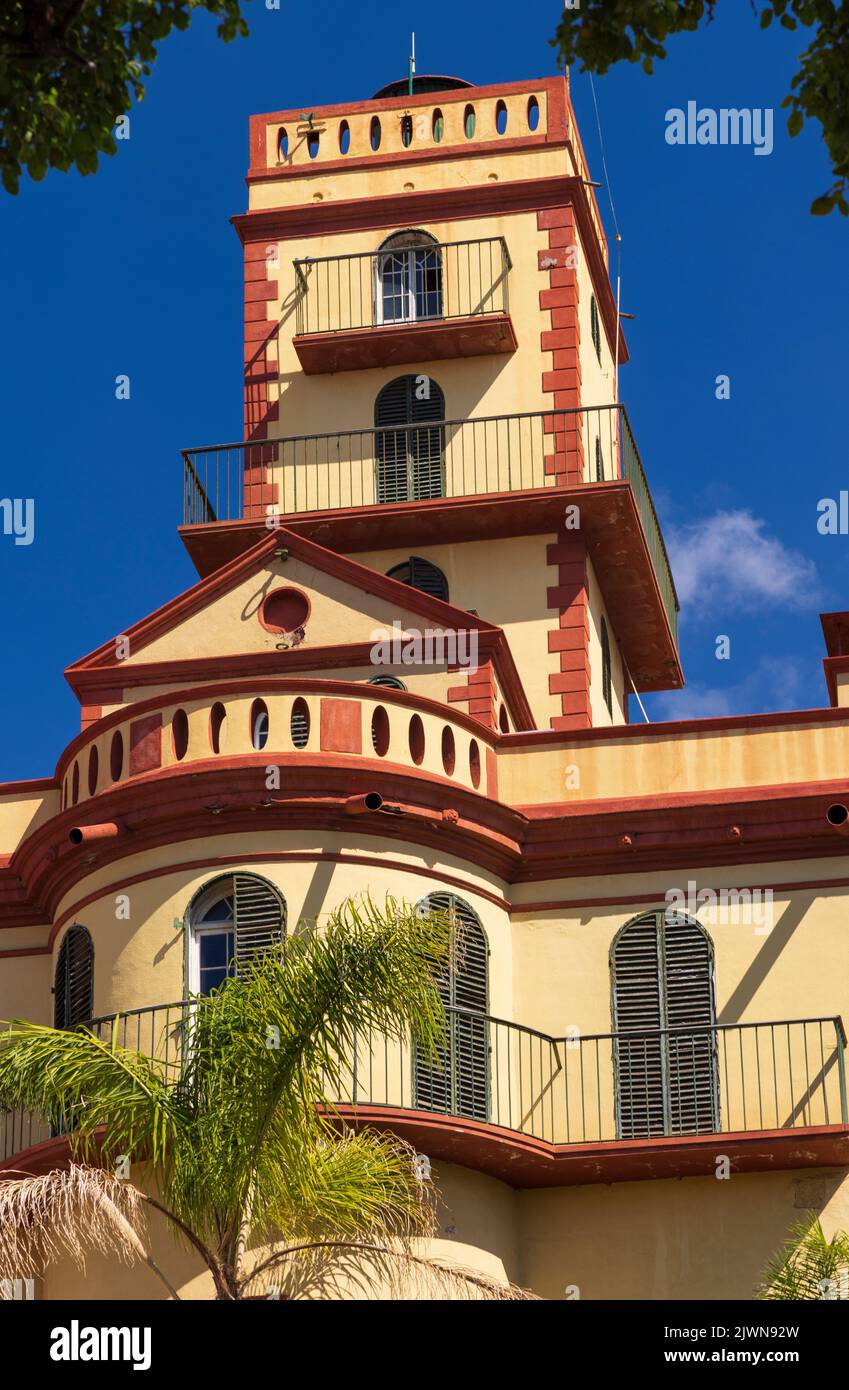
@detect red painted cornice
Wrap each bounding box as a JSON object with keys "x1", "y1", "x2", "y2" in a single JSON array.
[
  {"x1": 66, "y1": 638, "x2": 535, "y2": 735},
  {"x1": 502, "y1": 702, "x2": 849, "y2": 746},
  {"x1": 335, "y1": 1108, "x2": 849, "y2": 1188},
  {"x1": 5, "y1": 747, "x2": 849, "y2": 939}
]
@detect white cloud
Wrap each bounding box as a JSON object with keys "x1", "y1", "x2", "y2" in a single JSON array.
[
  {"x1": 651, "y1": 657, "x2": 810, "y2": 721},
  {"x1": 667, "y1": 509, "x2": 820, "y2": 615}
]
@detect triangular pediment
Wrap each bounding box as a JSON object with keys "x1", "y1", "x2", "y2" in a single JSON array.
[{"x1": 66, "y1": 528, "x2": 498, "y2": 694}]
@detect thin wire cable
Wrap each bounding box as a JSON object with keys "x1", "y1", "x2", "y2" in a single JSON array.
[{"x1": 587, "y1": 72, "x2": 621, "y2": 241}]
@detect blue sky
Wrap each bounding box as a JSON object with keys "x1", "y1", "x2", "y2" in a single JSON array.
[{"x1": 1, "y1": 0, "x2": 845, "y2": 779}]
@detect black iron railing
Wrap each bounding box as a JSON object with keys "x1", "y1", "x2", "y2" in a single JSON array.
[
  {"x1": 181, "y1": 403, "x2": 680, "y2": 645},
  {"x1": 1, "y1": 1003, "x2": 186, "y2": 1162},
  {"x1": 293, "y1": 237, "x2": 511, "y2": 336},
  {"x1": 3, "y1": 1004, "x2": 844, "y2": 1162}
]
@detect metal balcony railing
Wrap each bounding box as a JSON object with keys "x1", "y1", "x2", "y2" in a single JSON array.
[
  {"x1": 293, "y1": 237, "x2": 512, "y2": 336},
  {"x1": 181, "y1": 403, "x2": 680, "y2": 646},
  {"x1": 2, "y1": 1004, "x2": 845, "y2": 1162}
]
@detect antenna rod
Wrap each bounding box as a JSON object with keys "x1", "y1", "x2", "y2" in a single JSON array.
[{"x1": 409, "y1": 32, "x2": 415, "y2": 96}]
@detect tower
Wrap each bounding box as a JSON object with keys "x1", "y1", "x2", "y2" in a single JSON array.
[{"x1": 183, "y1": 72, "x2": 682, "y2": 732}]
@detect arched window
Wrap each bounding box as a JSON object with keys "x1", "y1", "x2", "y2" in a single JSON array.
[
  {"x1": 368, "y1": 675, "x2": 407, "y2": 690},
  {"x1": 188, "y1": 873, "x2": 286, "y2": 995},
  {"x1": 601, "y1": 615, "x2": 613, "y2": 716},
  {"x1": 414, "y1": 893, "x2": 489, "y2": 1121},
  {"x1": 611, "y1": 910, "x2": 719, "y2": 1139},
  {"x1": 374, "y1": 375, "x2": 445, "y2": 503},
  {"x1": 590, "y1": 293, "x2": 602, "y2": 362},
  {"x1": 386, "y1": 555, "x2": 449, "y2": 602},
  {"x1": 54, "y1": 925, "x2": 94, "y2": 1030},
  {"x1": 376, "y1": 230, "x2": 443, "y2": 326}
]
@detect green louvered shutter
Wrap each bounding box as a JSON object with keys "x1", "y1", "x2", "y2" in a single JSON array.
[
  {"x1": 386, "y1": 555, "x2": 449, "y2": 602},
  {"x1": 375, "y1": 375, "x2": 445, "y2": 503},
  {"x1": 663, "y1": 916, "x2": 720, "y2": 1134},
  {"x1": 613, "y1": 911, "x2": 718, "y2": 1139},
  {"x1": 613, "y1": 913, "x2": 666, "y2": 1138},
  {"x1": 233, "y1": 875, "x2": 286, "y2": 978},
  {"x1": 54, "y1": 925, "x2": 94, "y2": 1030},
  {"x1": 414, "y1": 894, "x2": 489, "y2": 1121}
]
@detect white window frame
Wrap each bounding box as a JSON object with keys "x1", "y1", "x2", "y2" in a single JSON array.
[{"x1": 375, "y1": 233, "x2": 441, "y2": 327}]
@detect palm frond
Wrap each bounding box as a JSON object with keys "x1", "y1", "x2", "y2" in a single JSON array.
[
  {"x1": 244, "y1": 1239, "x2": 538, "y2": 1301},
  {"x1": 0, "y1": 1164, "x2": 150, "y2": 1282},
  {"x1": 255, "y1": 1123, "x2": 435, "y2": 1247},
  {"x1": 160, "y1": 895, "x2": 454, "y2": 1243},
  {"x1": 758, "y1": 1218, "x2": 849, "y2": 1299},
  {"x1": 0, "y1": 1020, "x2": 180, "y2": 1166}
]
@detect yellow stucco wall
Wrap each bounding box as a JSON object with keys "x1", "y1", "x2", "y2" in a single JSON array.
[
  {"x1": 351, "y1": 534, "x2": 561, "y2": 726},
  {"x1": 518, "y1": 1167, "x2": 849, "y2": 1301}
]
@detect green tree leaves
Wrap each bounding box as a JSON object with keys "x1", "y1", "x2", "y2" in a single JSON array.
[
  {"x1": 553, "y1": 1, "x2": 849, "y2": 216},
  {"x1": 0, "y1": 1, "x2": 251, "y2": 194}
]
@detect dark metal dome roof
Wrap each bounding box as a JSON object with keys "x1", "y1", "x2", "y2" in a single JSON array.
[{"x1": 372, "y1": 75, "x2": 473, "y2": 100}]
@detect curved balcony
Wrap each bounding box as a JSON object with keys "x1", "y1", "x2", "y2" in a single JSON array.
[
  {"x1": 4, "y1": 1003, "x2": 847, "y2": 1187},
  {"x1": 58, "y1": 680, "x2": 496, "y2": 817}
]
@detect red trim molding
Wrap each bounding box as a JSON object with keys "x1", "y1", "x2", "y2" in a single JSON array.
[
  {"x1": 447, "y1": 657, "x2": 498, "y2": 730},
  {"x1": 244, "y1": 241, "x2": 281, "y2": 450},
  {"x1": 538, "y1": 204, "x2": 583, "y2": 468},
  {"x1": 294, "y1": 313, "x2": 517, "y2": 375},
  {"x1": 546, "y1": 530, "x2": 591, "y2": 730},
  {"x1": 8, "y1": 1114, "x2": 846, "y2": 1190},
  {"x1": 331, "y1": 1108, "x2": 849, "y2": 1189}
]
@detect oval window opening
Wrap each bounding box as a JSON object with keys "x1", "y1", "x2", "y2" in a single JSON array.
[
  {"x1": 110, "y1": 730, "x2": 123, "y2": 782},
  {"x1": 499, "y1": 704, "x2": 510, "y2": 734},
  {"x1": 71, "y1": 762, "x2": 80, "y2": 806},
  {"x1": 495, "y1": 100, "x2": 508, "y2": 135},
  {"x1": 464, "y1": 104, "x2": 476, "y2": 139},
  {"x1": 432, "y1": 108, "x2": 444, "y2": 143},
  {"x1": 469, "y1": 738, "x2": 481, "y2": 788},
  {"x1": 441, "y1": 726, "x2": 456, "y2": 776},
  {"x1": 172, "y1": 709, "x2": 189, "y2": 762},
  {"x1": 409, "y1": 714, "x2": 425, "y2": 766},
  {"x1": 307, "y1": 130, "x2": 320, "y2": 159},
  {"x1": 278, "y1": 127, "x2": 289, "y2": 160},
  {"x1": 210, "y1": 702, "x2": 226, "y2": 755},
  {"x1": 371, "y1": 706, "x2": 390, "y2": 757},
  {"x1": 401, "y1": 115, "x2": 413, "y2": 147},
  {"x1": 260, "y1": 587, "x2": 310, "y2": 634},
  {"x1": 251, "y1": 699, "x2": 269, "y2": 751},
  {"x1": 87, "y1": 745, "x2": 99, "y2": 797},
  {"x1": 339, "y1": 119, "x2": 350, "y2": 154},
  {"x1": 291, "y1": 698, "x2": 310, "y2": 749},
  {"x1": 370, "y1": 116, "x2": 381, "y2": 151},
  {"x1": 527, "y1": 95, "x2": 540, "y2": 132}
]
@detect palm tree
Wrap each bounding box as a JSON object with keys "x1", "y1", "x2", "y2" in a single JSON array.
[
  {"x1": 0, "y1": 895, "x2": 532, "y2": 1301},
  {"x1": 758, "y1": 1218, "x2": 849, "y2": 1300}
]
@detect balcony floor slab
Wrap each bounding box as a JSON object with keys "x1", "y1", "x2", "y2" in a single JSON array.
[
  {"x1": 334, "y1": 1106, "x2": 849, "y2": 1189},
  {"x1": 293, "y1": 313, "x2": 517, "y2": 374}
]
